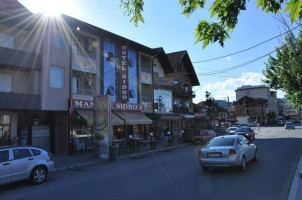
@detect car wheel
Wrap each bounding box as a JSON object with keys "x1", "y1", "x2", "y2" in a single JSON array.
[
  {"x1": 30, "y1": 166, "x2": 48, "y2": 184},
  {"x1": 253, "y1": 149, "x2": 258, "y2": 161},
  {"x1": 240, "y1": 156, "x2": 246, "y2": 171},
  {"x1": 202, "y1": 166, "x2": 210, "y2": 172}
]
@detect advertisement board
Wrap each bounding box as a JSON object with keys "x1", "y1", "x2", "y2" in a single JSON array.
[{"x1": 73, "y1": 55, "x2": 96, "y2": 73}]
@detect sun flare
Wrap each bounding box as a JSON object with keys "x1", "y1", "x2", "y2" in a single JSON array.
[{"x1": 24, "y1": 0, "x2": 76, "y2": 16}]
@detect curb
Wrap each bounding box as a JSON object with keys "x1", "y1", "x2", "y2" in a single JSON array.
[
  {"x1": 288, "y1": 154, "x2": 302, "y2": 200},
  {"x1": 53, "y1": 143, "x2": 189, "y2": 172}
]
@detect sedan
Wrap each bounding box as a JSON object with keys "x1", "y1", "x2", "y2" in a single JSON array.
[
  {"x1": 198, "y1": 135, "x2": 258, "y2": 171},
  {"x1": 235, "y1": 127, "x2": 255, "y2": 140},
  {"x1": 0, "y1": 146, "x2": 55, "y2": 185},
  {"x1": 192, "y1": 130, "x2": 216, "y2": 144},
  {"x1": 285, "y1": 122, "x2": 295, "y2": 130},
  {"x1": 226, "y1": 127, "x2": 239, "y2": 134}
]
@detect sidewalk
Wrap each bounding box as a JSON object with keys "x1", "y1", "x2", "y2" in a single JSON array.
[
  {"x1": 52, "y1": 140, "x2": 189, "y2": 172},
  {"x1": 288, "y1": 153, "x2": 302, "y2": 200}
]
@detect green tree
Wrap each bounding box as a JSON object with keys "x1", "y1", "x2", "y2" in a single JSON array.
[
  {"x1": 263, "y1": 30, "x2": 302, "y2": 114},
  {"x1": 203, "y1": 91, "x2": 217, "y2": 128},
  {"x1": 120, "y1": 0, "x2": 302, "y2": 48}
]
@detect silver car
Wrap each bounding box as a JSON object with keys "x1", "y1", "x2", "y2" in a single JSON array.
[
  {"x1": 0, "y1": 146, "x2": 55, "y2": 185},
  {"x1": 198, "y1": 135, "x2": 258, "y2": 171}
]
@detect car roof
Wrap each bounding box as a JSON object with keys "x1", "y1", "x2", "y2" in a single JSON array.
[
  {"x1": 0, "y1": 145, "x2": 42, "y2": 150},
  {"x1": 214, "y1": 135, "x2": 240, "y2": 139}
]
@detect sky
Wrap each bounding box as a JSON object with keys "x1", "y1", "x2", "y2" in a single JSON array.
[{"x1": 18, "y1": 0, "x2": 298, "y2": 103}]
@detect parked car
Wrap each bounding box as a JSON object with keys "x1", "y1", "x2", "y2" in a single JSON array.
[
  {"x1": 285, "y1": 122, "x2": 295, "y2": 130},
  {"x1": 226, "y1": 127, "x2": 239, "y2": 134},
  {"x1": 192, "y1": 130, "x2": 216, "y2": 144},
  {"x1": 215, "y1": 128, "x2": 227, "y2": 136},
  {"x1": 235, "y1": 127, "x2": 255, "y2": 140},
  {"x1": 231, "y1": 124, "x2": 241, "y2": 128},
  {"x1": 198, "y1": 135, "x2": 258, "y2": 171},
  {"x1": 0, "y1": 146, "x2": 54, "y2": 186},
  {"x1": 293, "y1": 119, "x2": 301, "y2": 125},
  {"x1": 277, "y1": 120, "x2": 284, "y2": 126}
]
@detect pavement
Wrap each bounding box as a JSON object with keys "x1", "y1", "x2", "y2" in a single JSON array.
[{"x1": 52, "y1": 140, "x2": 189, "y2": 171}]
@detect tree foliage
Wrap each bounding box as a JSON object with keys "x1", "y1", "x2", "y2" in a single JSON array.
[
  {"x1": 120, "y1": 0, "x2": 302, "y2": 48},
  {"x1": 203, "y1": 91, "x2": 217, "y2": 115},
  {"x1": 263, "y1": 30, "x2": 302, "y2": 111}
]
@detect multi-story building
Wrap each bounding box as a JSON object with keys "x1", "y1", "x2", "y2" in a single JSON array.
[{"x1": 0, "y1": 1, "x2": 200, "y2": 154}]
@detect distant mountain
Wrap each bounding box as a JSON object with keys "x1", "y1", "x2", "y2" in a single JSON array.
[{"x1": 214, "y1": 100, "x2": 233, "y2": 108}]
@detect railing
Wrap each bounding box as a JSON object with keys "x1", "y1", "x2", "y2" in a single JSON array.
[{"x1": 73, "y1": 89, "x2": 95, "y2": 96}]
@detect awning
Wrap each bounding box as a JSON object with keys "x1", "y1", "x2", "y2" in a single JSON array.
[
  {"x1": 179, "y1": 114, "x2": 195, "y2": 119},
  {"x1": 75, "y1": 109, "x2": 94, "y2": 126},
  {"x1": 111, "y1": 112, "x2": 124, "y2": 126},
  {"x1": 159, "y1": 114, "x2": 181, "y2": 120},
  {"x1": 114, "y1": 111, "x2": 152, "y2": 125}
]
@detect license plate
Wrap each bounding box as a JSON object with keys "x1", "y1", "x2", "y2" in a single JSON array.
[{"x1": 207, "y1": 152, "x2": 222, "y2": 158}]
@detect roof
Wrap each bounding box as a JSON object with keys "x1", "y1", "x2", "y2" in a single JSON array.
[
  {"x1": 234, "y1": 96, "x2": 268, "y2": 105},
  {"x1": 153, "y1": 47, "x2": 174, "y2": 73},
  {"x1": 236, "y1": 85, "x2": 268, "y2": 91},
  {"x1": 167, "y1": 51, "x2": 200, "y2": 86},
  {"x1": 216, "y1": 106, "x2": 228, "y2": 112}
]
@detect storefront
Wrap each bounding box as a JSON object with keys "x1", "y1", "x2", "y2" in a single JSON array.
[{"x1": 0, "y1": 112, "x2": 16, "y2": 146}]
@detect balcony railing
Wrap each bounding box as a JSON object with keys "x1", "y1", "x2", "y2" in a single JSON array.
[{"x1": 72, "y1": 89, "x2": 95, "y2": 96}]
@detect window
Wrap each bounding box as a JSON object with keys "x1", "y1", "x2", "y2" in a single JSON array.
[
  {"x1": 50, "y1": 66, "x2": 64, "y2": 88},
  {"x1": 0, "y1": 150, "x2": 9, "y2": 162},
  {"x1": 154, "y1": 89, "x2": 172, "y2": 113},
  {"x1": 0, "y1": 115, "x2": 11, "y2": 146},
  {"x1": 13, "y1": 149, "x2": 32, "y2": 160},
  {"x1": 72, "y1": 77, "x2": 80, "y2": 94},
  {"x1": 0, "y1": 33, "x2": 14, "y2": 49},
  {"x1": 51, "y1": 28, "x2": 65, "y2": 48},
  {"x1": 174, "y1": 80, "x2": 180, "y2": 91},
  {"x1": 0, "y1": 74, "x2": 12, "y2": 92},
  {"x1": 31, "y1": 149, "x2": 41, "y2": 156}
]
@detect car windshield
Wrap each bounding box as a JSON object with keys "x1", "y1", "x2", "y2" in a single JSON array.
[
  {"x1": 238, "y1": 128, "x2": 250, "y2": 132},
  {"x1": 199, "y1": 131, "x2": 208, "y2": 136},
  {"x1": 206, "y1": 138, "x2": 235, "y2": 147},
  {"x1": 229, "y1": 127, "x2": 237, "y2": 131}
]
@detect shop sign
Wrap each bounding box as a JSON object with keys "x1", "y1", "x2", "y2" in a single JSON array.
[
  {"x1": 72, "y1": 94, "x2": 94, "y2": 101},
  {"x1": 73, "y1": 55, "x2": 96, "y2": 73},
  {"x1": 111, "y1": 103, "x2": 144, "y2": 111},
  {"x1": 94, "y1": 95, "x2": 111, "y2": 159},
  {"x1": 158, "y1": 77, "x2": 173, "y2": 87},
  {"x1": 120, "y1": 43, "x2": 129, "y2": 103},
  {"x1": 142, "y1": 101, "x2": 153, "y2": 111},
  {"x1": 72, "y1": 100, "x2": 94, "y2": 109},
  {"x1": 141, "y1": 72, "x2": 152, "y2": 84}
]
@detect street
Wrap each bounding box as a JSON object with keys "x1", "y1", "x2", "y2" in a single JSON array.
[{"x1": 1, "y1": 126, "x2": 302, "y2": 200}]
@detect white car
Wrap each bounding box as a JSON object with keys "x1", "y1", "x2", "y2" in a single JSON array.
[
  {"x1": 0, "y1": 146, "x2": 55, "y2": 185},
  {"x1": 198, "y1": 135, "x2": 258, "y2": 171}
]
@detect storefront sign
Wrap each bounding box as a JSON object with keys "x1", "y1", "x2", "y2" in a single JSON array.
[
  {"x1": 141, "y1": 71, "x2": 152, "y2": 84},
  {"x1": 94, "y1": 95, "x2": 111, "y2": 159},
  {"x1": 142, "y1": 101, "x2": 153, "y2": 112},
  {"x1": 73, "y1": 55, "x2": 96, "y2": 73},
  {"x1": 72, "y1": 100, "x2": 94, "y2": 109},
  {"x1": 120, "y1": 43, "x2": 129, "y2": 103},
  {"x1": 72, "y1": 94, "x2": 94, "y2": 101},
  {"x1": 111, "y1": 103, "x2": 144, "y2": 111}
]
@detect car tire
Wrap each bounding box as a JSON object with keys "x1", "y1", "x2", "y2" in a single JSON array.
[
  {"x1": 240, "y1": 156, "x2": 246, "y2": 171},
  {"x1": 202, "y1": 166, "x2": 210, "y2": 172},
  {"x1": 30, "y1": 166, "x2": 48, "y2": 184},
  {"x1": 253, "y1": 149, "x2": 258, "y2": 161}
]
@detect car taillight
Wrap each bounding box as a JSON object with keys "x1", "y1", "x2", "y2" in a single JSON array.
[
  {"x1": 48, "y1": 152, "x2": 53, "y2": 160},
  {"x1": 229, "y1": 149, "x2": 237, "y2": 155}
]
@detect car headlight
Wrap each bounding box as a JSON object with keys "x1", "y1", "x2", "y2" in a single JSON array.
[{"x1": 245, "y1": 134, "x2": 249, "y2": 136}]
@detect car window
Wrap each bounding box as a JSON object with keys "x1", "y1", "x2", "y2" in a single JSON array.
[
  {"x1": 200, "y1": 131, "x2": 208, "y2": 136},
  {"x1": 13, "y1": 149, "x2": 32, "y2": 160},
  {"x1": 238, "y1": 128, "x2": 250, "y2": 132},
  {"x1": 241, "y1": 136, "x2": 249, "y2": 144},
  {"x1": 31, "y1": 149, "x2": 41, "y2": 156},
  {"x1": 206, "y1": 138, "x2": 235, "y2": 147},
  {"x1": 0, "y1": 150, "x2": 9, "y2": 162}
]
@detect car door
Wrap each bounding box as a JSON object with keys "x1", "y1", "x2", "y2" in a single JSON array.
[
  {"x1": 11, "y1": 148, "x2": 35, "y2": 181},
  {"x1": 0, "y1": 149, "x2": 11, "y2": 185},
  {"x1": 242, "y1": 136, "x2": 254, "y2": 160}
]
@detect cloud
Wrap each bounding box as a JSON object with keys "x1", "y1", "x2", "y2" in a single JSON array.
[
  {"x1": 194, "y1": 72, "x2": 266, "y2": 103},
  {"x1": 226, "y1": 56, "x2": 231, "y2": 61}
]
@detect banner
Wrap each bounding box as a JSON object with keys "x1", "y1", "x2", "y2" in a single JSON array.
[
  {"x1": 73, "y1": 55, "x2": 96, "y2": 73},
  {"x1": 94, "y1": 95, "x2": 111, "y2": 159}
]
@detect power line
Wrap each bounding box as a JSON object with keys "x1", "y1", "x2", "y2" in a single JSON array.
[{"x1": 192, "y1": 24, "x2": 302, "y2": 63}]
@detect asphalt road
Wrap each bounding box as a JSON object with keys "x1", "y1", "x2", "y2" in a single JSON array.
[{"x1": 1, "y1": 126, "x2": 302, "y2": 200}]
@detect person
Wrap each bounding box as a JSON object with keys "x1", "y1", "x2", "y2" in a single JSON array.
[{"x1": 257, "y1": 122, "x2": 260, "y2": 133}]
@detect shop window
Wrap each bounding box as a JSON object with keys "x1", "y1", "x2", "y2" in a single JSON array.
[
  {"x1": 73, "y1": 110, "x2": 93, "y2": 139},
  {"x1": 50, "y1": 66, "x2": 64, "y2": 89},
  {"x1": 0, "y1": 32, "x2": 14, "y2": 49},
  {"x1": 0, "y1": 73, "x2": 12, "y2": 92},
  {"x1": 154, "y1": 89, "x2": 172, "y2": 113},
  {"x1": 0, "y1": 115, "x2": 11, "y2": 146}
]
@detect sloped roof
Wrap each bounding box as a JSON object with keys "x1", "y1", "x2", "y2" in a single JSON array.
[
  {"x1": 153, "y1": 47, "x2": 174, "y2": 73},
  {"x1": 234, "y1": 96, "x2": 268, "y2": 105},
  {"x1": 167, "y1": 51, "x2": 200, "y2": 86}
]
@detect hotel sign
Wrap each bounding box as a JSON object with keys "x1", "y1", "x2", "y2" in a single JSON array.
[
  {"x1": 71, "y1": 94, "x2": 94, "y2": 109},
  {"x1": 112, "y1": 103, "x2": 144, "y2": 111},
  {"x1": 120, "y1": 43, "x2": 129, "y2": 103}
]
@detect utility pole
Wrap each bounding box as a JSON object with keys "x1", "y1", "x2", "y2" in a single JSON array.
[{"x1": 227, "y1": 97, "x2": 230, "y2": 127}]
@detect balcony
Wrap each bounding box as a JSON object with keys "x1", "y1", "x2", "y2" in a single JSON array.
[
  {"x1": 0, "y1": 92, "x2": 41, "y2": 110},
  {"x1": 173, "y1": 88, "x2": 195, "y2": 98},
  {"x1": 0, "y1": 47, "x2": 42, "y2": 70}
]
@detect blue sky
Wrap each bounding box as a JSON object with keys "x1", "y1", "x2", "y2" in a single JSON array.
[{"x1": 19, "y1": 0, "x2": 297, "y2": 102}]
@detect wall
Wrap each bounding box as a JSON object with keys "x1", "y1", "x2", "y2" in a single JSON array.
[{"x1": 236, "y1": 87, "x2": 269, "y2": 101}]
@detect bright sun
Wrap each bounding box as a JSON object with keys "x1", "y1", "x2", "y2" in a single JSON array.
[{"x1": 25, "y1": 0, "x2": 76, "y2": 16}]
